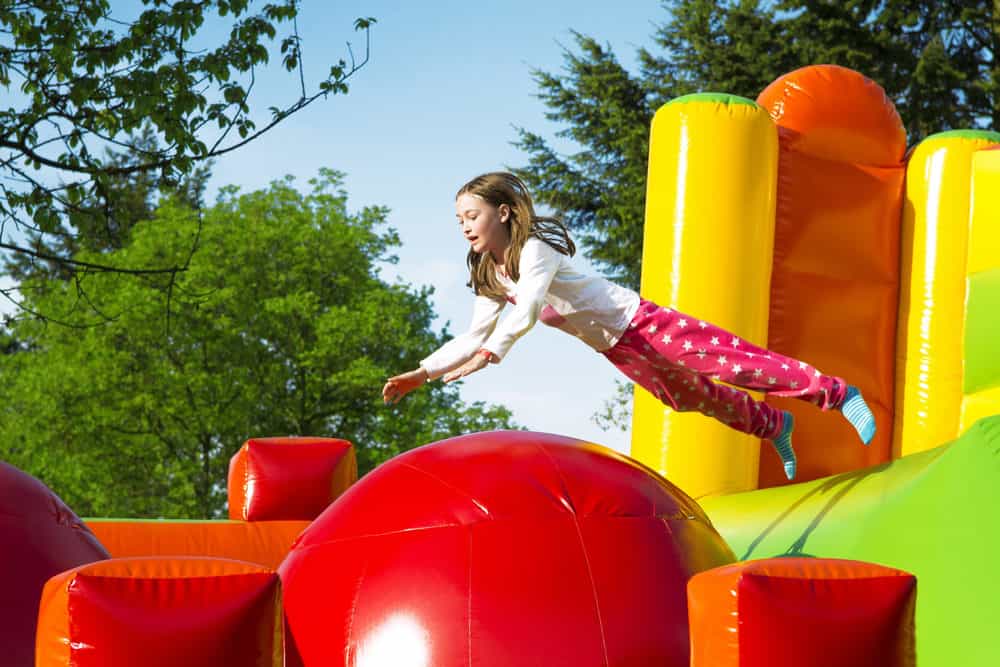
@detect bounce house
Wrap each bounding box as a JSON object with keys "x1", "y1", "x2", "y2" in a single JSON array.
[
  {"x1": 2, "y1": 64, "x2": 997, "y2": 666},
  {"x1": 631, "y1": 64, "x2": 1000, "y2": 666}
]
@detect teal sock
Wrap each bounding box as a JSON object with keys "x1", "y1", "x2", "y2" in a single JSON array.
[
  {"x1": 840, "y1": 385, "x2": 876, "y2": 445},
  {"x1": 771, "y1": 411, "x2": 796, "y2": 481}
]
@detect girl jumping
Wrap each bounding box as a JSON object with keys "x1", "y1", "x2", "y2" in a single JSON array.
[{"x1": 382, "y1": 172, "x2": 875, "y2": 480}]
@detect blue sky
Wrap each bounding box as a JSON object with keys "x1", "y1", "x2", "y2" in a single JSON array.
[
  {"x1": 196, "y1": 1, "x2": 667, "y2": 454},
  {"x1": 19, "y1": 2, "x2": 661, "y2": 453}
]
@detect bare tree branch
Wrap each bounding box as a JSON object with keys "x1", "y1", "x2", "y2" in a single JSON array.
[{"x1": 0, "y1": 2, "x2": 375, "y2": 326}]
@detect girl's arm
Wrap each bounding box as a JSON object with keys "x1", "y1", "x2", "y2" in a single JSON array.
[
  {"x1": 382, "y1": 366, "x2": 428, "y2": 405},
  {"x1": 382, "y1": 295, "x2": 503, "y2": 404},
  {"x1": 479, "y1": 239, "x2": 560, "y2": 361},
  {"x1": 419, "y1": 294, "x2": 504, "y2": 380}
]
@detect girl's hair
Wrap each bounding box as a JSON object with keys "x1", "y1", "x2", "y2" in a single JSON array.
[{"x1": 457, "y1": 171, "x2": 575, "y2": 301}]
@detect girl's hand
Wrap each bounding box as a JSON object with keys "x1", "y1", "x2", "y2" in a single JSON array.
[
  {"x1": 382, "y1": 368, "x2": 429, "y2": 405},
  {"x1": 442, "y1": 353, "x2": 490, "y2": 384}
]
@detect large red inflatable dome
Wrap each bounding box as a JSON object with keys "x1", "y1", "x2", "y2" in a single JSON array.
[
  {"x1": 0, "y1": 461, "x2": 109, "y2": 667},
  {"x1": 279, "y1": 431, "x2": 735, "y2": 666}
]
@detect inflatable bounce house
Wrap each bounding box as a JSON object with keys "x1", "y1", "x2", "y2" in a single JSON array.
[
  {"x1": 631, "y1": 63, "x2": 1000, "y2": 667},
  {"x1": 1, "y1": 65, "x2": 996, "y2": 666}
]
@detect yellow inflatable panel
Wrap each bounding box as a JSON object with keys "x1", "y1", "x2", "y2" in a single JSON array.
[
  {"x1": 895, "y1": 132, "x2": 1000, "y2": 457},
  {"x1": 631, "y1": 94, "x2": 777, "y2": 498},
  {"x1": 962, "y1": 147, "x2": 1000, "y2": 419},
  {"x1": 961, "y1": 386, "x2": 1000, "y2": 431},
  {"x1": 968, "y1": 148, "x2": 1000, "y2": 275}
]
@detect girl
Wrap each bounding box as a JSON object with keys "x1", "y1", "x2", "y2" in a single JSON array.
[{"x1": 382, "y1": 172, "x2": 875, "y2": 480}]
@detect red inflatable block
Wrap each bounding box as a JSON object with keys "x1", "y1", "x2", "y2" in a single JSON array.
[
  {"x1": 228, "y1": 436, "x2": 356, "y2": 520},
  {"x1": 0, "y1": 461, "x2": 108, "y2": 667},
  {"x1": 36, "y1": 557, "x2": 283, "y2": 667},
  {"x1": 279, "y1": 430, "x2": 736, "y2": 667},
  {"x1": 688, "y1": 557, "x2": 916, "y2": 667}
]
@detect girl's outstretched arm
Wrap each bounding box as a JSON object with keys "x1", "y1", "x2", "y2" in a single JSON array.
[
  {"x1": 420, "y1": 295, "x2": 504, "y2": 380},
  {"x1": 441, "y1": 349, "x2": 495, "y2": 384},
  {"x1": 385, "y1": 297, "x2": 502, "y2": 405},
  {"x1": 382, "y1": 367, "x2": 429, "y2": 405}
]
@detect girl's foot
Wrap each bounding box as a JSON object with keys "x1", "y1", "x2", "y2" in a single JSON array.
[
  {"x1": 771, "y1": 411, "x2": 797, "y2": 480},
  {"x1": 840, "y1": 385, "x2": 876, "y2": 445}
]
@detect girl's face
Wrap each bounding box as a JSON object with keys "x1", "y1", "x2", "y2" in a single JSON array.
[{"x1": 455, "y1": 193, "x2": 511, "y2": 261}]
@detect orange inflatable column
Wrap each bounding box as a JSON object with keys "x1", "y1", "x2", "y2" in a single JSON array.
[
  {"x1": 688, "y1": 558, "x2": 916, "y2": 667},
  {"x1": 36, "y1": 557, "x2": 283, "y2": 667},
  {"x1": 228, "y1": 436, "x2": 356, "y2": 520},
  {"x1": 756, "y1": 65, "x2": 907, "y2": 485}
]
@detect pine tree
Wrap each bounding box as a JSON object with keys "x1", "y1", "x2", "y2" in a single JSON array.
[{"x1": 517, "y1": 0, "x2": 997, "y2": 288}]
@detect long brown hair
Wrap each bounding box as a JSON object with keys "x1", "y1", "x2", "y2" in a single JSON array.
[{"x1": 457, "y1": 172, "x2": 575, "y2": 301}]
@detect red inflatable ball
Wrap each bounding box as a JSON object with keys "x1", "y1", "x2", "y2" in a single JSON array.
[
  {"x1": 0, "y1": 461, "x2": 110, "y2": 667},
  {"x1": 279, "y1": 431, "x2": 735, "y2": 667}
]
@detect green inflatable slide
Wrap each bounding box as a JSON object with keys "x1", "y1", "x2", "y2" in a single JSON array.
[{"x1": 702, "y1": 416, "x2": 1000, "y2": 667}]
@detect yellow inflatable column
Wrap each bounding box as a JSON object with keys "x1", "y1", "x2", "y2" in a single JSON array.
[
  {"x1": 961, "y1": 146, "x2": 1000, "y2": 429},
  {"x1": 631, "y1": 94, "x2": 778, "y2": 497},
  {"x1": 895, "y1": 130, "x2": 1000, "y2": 457}
]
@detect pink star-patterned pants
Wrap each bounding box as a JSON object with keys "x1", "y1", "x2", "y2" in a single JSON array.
[{"x1": 602, "y1": 299, "x2": 847, "y2": 439}]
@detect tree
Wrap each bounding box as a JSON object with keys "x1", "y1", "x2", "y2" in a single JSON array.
[
  {"x1": 513, "y1": 34, "x2": 652, "y2": 292},
  {"x1": 0, "y1": 1, "x2": 373, "y2": 303},
  {"x1": 776, "y1": 0, "x2": 999, "y2": 138},
  {"x1": 517, "y1": 0, "x2": 997, "y2": 290},
  {"x1": 517, "y1": 0, "x2": 998, "y2": 431},
  {"x1": 514, "y1": 1, "x2": 796, "y2": 291},
  {"x1": 5, "y1": 124, "x2": 212, "y2": 283},
  {"x1": 0, "y1": 170, "x2": 516, "y2": 518}
]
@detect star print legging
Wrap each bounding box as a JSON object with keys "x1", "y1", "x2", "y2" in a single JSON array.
[{"x1": 602, "y1": 299, "x2": 847, "y2": 440}]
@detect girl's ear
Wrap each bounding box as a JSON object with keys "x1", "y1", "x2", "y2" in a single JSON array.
[{"x1": 499, "y1": 204, "x2": 510, "y2": 223}]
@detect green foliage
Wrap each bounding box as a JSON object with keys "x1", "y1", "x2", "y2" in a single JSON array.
[
  {"x1": 514, "y1": 1, "x2": 798, "y2": 290},
  {"x1": 0, "y1": 1, "x2": 374, "y2": 277},
  {"x1": 514, "y1": 33, "x2": 652, "y2": 290},
  {"x1": 776, "y1": 0, "x2": 999, "y2": 138},
  {"x1": 0, "y1": 171, "x2": 516, "y2": 518},
  {"x1": 592, "y1": 380, "x2": 633, "y2": 434},
  {"x1": 5, "y1": 124, "x2": 212, "y2": 283}
]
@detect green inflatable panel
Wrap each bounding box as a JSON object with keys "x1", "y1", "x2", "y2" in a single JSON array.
[{"x1": 701, "y1": 415, "x2": 1000, "y2": 667}]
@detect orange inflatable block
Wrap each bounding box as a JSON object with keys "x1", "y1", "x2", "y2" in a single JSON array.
[
  {"x1": 85, "y1": 518, "x2": 310, "y2": 569},
  {"x1": 36, "y1": 557, "x2": 283, "y2": 667},
  {"x1": 228, "y1": 436, "x2": 356, "y2": 520},
  {"x1": 688, "y1": 558, "x2": 916, "y2": 667}
]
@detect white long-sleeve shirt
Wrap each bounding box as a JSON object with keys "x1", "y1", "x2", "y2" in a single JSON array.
[{"x1": 420, "y1": 237, "x2": 641, "y2": 380}]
